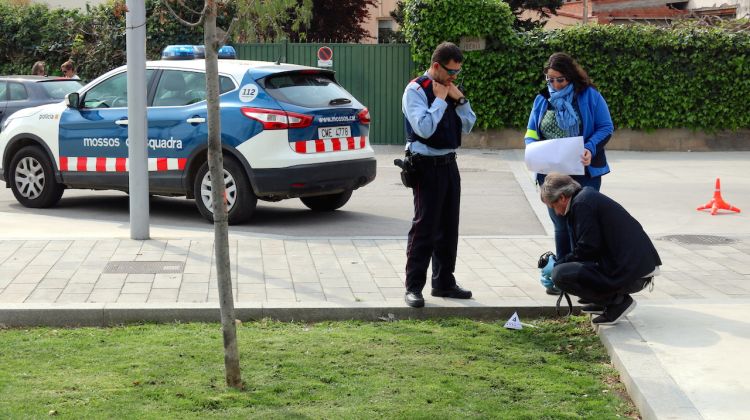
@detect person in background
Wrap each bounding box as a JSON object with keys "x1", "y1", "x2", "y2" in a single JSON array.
[
  {"x1": 61, "y1": 60, "x2": 80, "y2": 80},
  {"x1": 401, "y1": 41, "x2": 477, "y2": 308},
  {"x1": 524, "y1": 52, "x2": 614, "y2": 295},
  {"x1": 541, "y1": 173, "x2": 661, "y2": 325},
  {"x1": 31, "y1": 61, "x2": 47, "y2": 76}
]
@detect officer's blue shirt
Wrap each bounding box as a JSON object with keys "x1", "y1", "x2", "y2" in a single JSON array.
[{"x1": 402, "y1": 71, "x2": 477, "y2": 156}]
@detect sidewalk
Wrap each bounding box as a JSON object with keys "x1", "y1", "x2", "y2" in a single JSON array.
[{"x1": 1, "y1": 148, "x2": 749, "y2": 419}]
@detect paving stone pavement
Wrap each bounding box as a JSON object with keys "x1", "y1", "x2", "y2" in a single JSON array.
[{"x1": 0, "y1": 234, "x2": 748, "y2": 307}]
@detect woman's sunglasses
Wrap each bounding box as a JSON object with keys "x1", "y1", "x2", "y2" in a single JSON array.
[{"x1": 546, "y1": 76, "x2": 567, "y2": 84}]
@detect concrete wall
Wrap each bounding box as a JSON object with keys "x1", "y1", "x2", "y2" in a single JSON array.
[{"x1": 462, "y1": 129, "x2": 750, "y2": 151}]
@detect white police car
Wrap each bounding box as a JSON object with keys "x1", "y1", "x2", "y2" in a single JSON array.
[{"x1": 0, "y1": 51, "x2": 376, "y2": 224}]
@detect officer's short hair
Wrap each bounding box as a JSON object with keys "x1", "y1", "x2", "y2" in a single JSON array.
[
  {"x1": 432, "y1": 42, "x2": 463, "y2": 65},
  {"x1": 540, "y1": 173, "x2": 582, "y2": 205}
]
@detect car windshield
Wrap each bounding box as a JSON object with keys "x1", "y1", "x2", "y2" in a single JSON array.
[
  {"x1": 262, "y1": 72, "x2": 354, "y2": 108},
  {"x1": 38, "y1": 80, "x2": 83, "y2": 99}
]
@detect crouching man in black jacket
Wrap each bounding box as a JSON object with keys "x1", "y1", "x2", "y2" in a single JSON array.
[{"x1": 541, "y1": 173, "x2": 662, "y2": 325}]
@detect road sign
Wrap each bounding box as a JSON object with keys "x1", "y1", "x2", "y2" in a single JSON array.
[{"x1": 317, "y1": 46, "x2": 333, "y2": 68}]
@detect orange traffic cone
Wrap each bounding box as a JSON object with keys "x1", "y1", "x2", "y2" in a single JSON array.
[{"x1": 696, "y1": 178, "x2": 741, "y2": 215}]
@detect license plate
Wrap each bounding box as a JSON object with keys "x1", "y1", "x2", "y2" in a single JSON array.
[{"x1": 318, "y1": 126, "x2": 351, "y2": 139}]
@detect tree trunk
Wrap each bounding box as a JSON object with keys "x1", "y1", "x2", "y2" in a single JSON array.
[{"x1": 204, "y1": 0, "x2": 242, "y2": 389}]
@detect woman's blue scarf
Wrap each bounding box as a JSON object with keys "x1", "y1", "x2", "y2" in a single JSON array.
[{"x1": 548, "y1": 83, "x2": 580, "y2": 137}]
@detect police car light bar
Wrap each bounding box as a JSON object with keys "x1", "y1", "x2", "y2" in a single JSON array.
[
  {"x1": 218, "y1": 45, "x2": 236, "y2": 59},
  {"x1": 193, "y1": 45, "x2": 206, "y2": 59},
  {"x1": 161, "y1": 44, "x2": 234, "y2": 60},
  {"x1": 161, "y1": 45, "x2": 196, "y2": 60}
]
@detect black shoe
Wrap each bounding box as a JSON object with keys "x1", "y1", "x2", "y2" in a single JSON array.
[
  {"x1": 578, "y1": 298, "x2": 592, "y2": 304},
  {"x1": 581, "y1": 303, "x2": 605, "y2": 314},
  {"x1": 546, "y1": 286, "x2": 562, "y2": 295},
  {"x1": 405, "y1": 291, "x2": 425, "y2": 308},
  {"x1": 431, "y1": 285, "x2": 472, "y2": 299},
  {"x1": 592, "y1": 295, "x2": 636, "y2": 325}
]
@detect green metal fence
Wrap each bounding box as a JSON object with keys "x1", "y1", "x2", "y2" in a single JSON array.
[{"x1": 235, "y1": 42, "x2": 416, "y2": 145}]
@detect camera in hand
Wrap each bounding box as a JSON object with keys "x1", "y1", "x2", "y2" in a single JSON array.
[{"x1": 537, "y1": 251, "x2": 555, "y2": 269}]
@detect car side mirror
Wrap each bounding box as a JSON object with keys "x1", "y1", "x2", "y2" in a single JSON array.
[{"x1": 65, "y1": 92, "x2": 80, "y2": 109}]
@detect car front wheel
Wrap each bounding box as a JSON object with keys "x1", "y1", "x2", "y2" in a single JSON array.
[
  {"x1": 300, "y1": 190, "x2": 352, "y2": 211},
  {"x1": 193, "y1": 158, "x2": 256, "y2": 224},
  {"x1": 9, "y1": 146, "x2": 64, "y2": 208}
]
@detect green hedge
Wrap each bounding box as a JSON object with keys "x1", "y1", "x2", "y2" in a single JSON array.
[
  {"x1": 0, "y1": 0, "x2": 232, "y2": 81},
  {"x1": 404, "y1": 0, "x2": 750, "y2": 131}
]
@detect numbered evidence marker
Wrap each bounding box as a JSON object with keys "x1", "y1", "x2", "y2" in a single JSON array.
[
  {"x1": 239, "y1": 84, "x2": 259, "y2": 102},
  {"x1": 504, "y1": 312, "x2": 523, "y2": 330}
]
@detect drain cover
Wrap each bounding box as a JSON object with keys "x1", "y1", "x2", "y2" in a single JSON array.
[
  {"x1": 104, "y1": 261, "x2": 185, "y2": 274},
  {"x1": 659, "y1": 235, "x2": 737, "y2": 245}
]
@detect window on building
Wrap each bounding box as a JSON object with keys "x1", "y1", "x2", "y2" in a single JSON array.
[{"x1": 378, "y1": 19, "x2": 402, "y2": 44}]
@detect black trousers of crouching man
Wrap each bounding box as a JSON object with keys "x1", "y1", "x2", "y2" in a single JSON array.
[
  {"x1": 405, "y1": 154, "x2": 460, "y2": 293},
  {"x1": 552, "y1": 261, "x2": 651, "y2": 305}
]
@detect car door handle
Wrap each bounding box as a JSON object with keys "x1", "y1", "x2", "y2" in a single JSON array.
[
  {"x1": 115, "y1": 119, "x2": 129, "y2": 126},
  {"x1": 186, "y1": 117, "x2": 206, "y2": 124}
]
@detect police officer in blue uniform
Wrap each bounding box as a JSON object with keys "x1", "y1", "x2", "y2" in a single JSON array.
[{"x1": 402, "y1": 42, "x2": 477, "y2": 308}]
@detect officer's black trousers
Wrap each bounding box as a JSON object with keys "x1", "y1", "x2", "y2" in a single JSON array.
[{"x1": 405, "y1": 157, "x2": 460, "y2": 293}]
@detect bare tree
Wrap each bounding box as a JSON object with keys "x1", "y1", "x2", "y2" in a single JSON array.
[
  {"x1": 234, "y1": 0, "x2": 312, "y2": 43},
  {"x1": 161, "y1": 0, "x2": 242, "y2": 389}
]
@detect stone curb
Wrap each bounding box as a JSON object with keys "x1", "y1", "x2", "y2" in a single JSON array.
[
  {"x1": 0, "y1": 303, "x2": 571, "y2": 327},
  {"x1": 597, "y1": 319, "x2": 702, "y2": 420}
]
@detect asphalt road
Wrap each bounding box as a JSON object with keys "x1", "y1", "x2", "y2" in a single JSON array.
[{"x1": 0, "y1": 146, "x2": 544, "y2": 239}]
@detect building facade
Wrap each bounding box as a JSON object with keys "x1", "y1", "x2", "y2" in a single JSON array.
[
  {"x1": 362, "y1": 0, "x2": 401, "y2": 43},
  {"x1": 543, "y1": 0, "x2": 749, "y2": 28}
]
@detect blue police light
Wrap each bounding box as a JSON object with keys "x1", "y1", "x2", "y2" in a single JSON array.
[
  {"x1": 161, "y1": 45, "x2": 195, "y2": 60},
  {"x1": 192, "y1": 45, "x2": 205, "y2": 59},
  {"x1": 218, "y1": 45, "x2": 236, "y2": 59}
]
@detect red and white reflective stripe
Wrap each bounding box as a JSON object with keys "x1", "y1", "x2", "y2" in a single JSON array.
[
  {"x1": 58, "y1": 157, "x2": 186, "y2": 172},
  {"x1": 292, "y1": 136, "x2": 367, "y2": 154}
]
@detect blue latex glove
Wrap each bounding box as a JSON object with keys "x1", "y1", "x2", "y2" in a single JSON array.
[
  {"x1": 539, "y1": 255, "x2": 556, "y2": 289},
  {"x1": 540, "y1": 273, "x2": 554, "y2": 289},
  {"x1": 541, "y1": 254, "x2": 556, "y2": 277}
]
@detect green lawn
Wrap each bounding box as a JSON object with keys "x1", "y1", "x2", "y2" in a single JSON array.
[{"x1": 0, "y1": 317, "x2": 636, "y2": 419}]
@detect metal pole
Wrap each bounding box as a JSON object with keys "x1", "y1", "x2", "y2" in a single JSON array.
[{"x1": 126, "y1": 0, "x2": 150, "y2": 239}]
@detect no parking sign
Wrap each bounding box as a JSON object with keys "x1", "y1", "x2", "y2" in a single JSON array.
[{"x1": 317, "y1": 46, "x2": 333, "y2": 68}]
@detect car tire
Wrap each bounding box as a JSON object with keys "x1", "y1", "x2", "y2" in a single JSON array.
[
  {"x1": 9, "y1": 146, "x2": 64, "y2": 208},
  {"x1": 193, "y1": 157, "x2": 256, "y2": 224},
  {"x1": 300, "y1": 190, "x2": 352, "y2": 211}
]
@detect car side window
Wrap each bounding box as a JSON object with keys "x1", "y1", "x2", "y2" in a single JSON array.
[
  {"x1": 154, "y1": 70, "x2": 235, "y2": 107},
  {"x1": 220, "y1": 76, "x2": 235, "y2": 94},
  {"x1": 0, "y1": 82, "x2": 6, "y2": 100},
  {"x1": 154, "y1": 70, "x2": 193, "y2": 107},
  {"x1": 83, "y1": 72, "x2": 128, "y2": 108},
  {"x1": 8, "y1": 83, "x2": 28, "y2": 101},
  {"x1": 81, "y1": 70, "x2": 155, "y2": 109}
]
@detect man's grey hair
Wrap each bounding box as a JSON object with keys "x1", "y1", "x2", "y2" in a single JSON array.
[{"x1": 540, "y1": 173, "x2": 582, "y2": 204}]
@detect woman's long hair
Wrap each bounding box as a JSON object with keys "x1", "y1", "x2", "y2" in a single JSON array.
[{"x1": 544, "y1": 52, "x2": 593, "y2": 94}]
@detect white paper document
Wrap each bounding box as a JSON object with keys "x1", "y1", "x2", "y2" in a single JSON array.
[{"x1": 524, "y1": 136, "x2": 585, "y2": 175}]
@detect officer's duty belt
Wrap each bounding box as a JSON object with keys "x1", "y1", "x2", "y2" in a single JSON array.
[{"x1": 412, "y1": 152, "x2": 456, "y2": 166}]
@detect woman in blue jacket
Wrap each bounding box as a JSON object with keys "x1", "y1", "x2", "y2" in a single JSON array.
[{"x1": 525, "y1": 52, "x2": 614, "y2": 295}]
